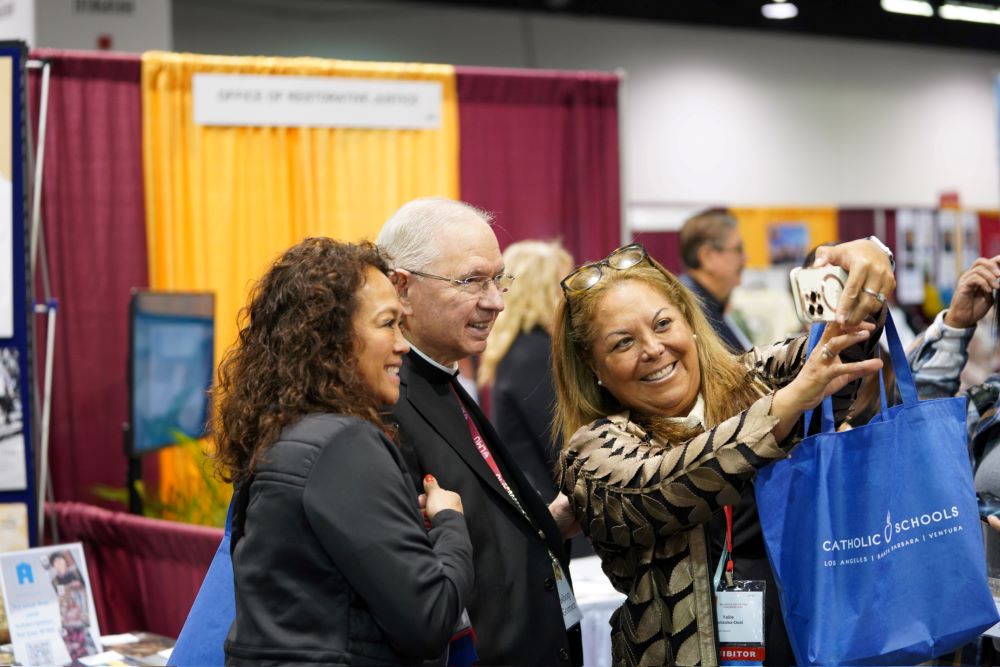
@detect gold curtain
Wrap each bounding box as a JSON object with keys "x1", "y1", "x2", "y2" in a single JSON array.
[
  {"x1": 731, "y1": 206, "x2": 838, "y2": 269},
  {"x1": 141, "y1": 52, "x2": 459, "y2": 518}
]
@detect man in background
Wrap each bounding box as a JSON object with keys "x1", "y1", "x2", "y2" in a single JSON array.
[
  {"x1": 678, "y1": 207, "x2": 752, "y2": 352},
  {"x1": 377, "y1": 198, "x2": 583, "y2": 667}
]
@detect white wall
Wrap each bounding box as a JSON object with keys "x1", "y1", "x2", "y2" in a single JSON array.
[
  {"x1": 37, "y1": 0, "x2": 171, "y2": 52},
  {"x1": 172, "y1": 0, "x2": 1000, "y2": 210},
  {"x1": 0, "y1": 0, "x2": 36, "y2": 44}
]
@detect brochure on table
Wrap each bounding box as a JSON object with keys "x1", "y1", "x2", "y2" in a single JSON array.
[{"x1": 0, "y1": 542, "x2": 102, "y2": 665}]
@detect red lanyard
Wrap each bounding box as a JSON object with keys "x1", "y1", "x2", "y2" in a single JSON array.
[
  {"x1": 724, "y1": 505, "x2": 735, "y2": 587},
  {"x1": 451, "y1": 386, "x2": 563, "y2": 571},
  {"x1": 452, "y1": 386, "x2": 520, "y2": 509}
]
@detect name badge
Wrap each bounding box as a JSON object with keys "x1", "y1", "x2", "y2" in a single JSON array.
[
  {"x1": 553, "y1": 562, "x2": 582, "y2": 629},
  {"x1": 715, "y1": 580, "x2": 765, "y2": 666}
]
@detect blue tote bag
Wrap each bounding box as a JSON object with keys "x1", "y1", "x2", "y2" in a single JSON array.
[
  {"x1": 169, "y1": 492, "x2": 239, "y2": 667},
  {"x1": 755, "y1": 314, "x2": 999, "y2": 666}
]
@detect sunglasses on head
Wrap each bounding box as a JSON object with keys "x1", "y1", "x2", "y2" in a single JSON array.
[{"x1": 560, "y1": 243, "x2": 651, "y2": 294}]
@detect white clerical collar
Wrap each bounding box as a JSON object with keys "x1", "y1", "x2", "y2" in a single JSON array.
[
  {"x1": 666, "y1": 394, "x2": 705, "y2": 429},
  {"x1": 409, "y1": 343, "x2": 460, "y2": 377}
]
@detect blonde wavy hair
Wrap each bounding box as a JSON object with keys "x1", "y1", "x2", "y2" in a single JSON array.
[
  {"x1": 478, "y1": 240, "x2": 573, "y2": 387},
  {"x1": 552, "y1": 251, "x2": 768, "y2": 448}
]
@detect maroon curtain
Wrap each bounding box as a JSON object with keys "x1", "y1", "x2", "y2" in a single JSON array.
[
  {"x1": 838, "y1": 208, "x2": 898, "y2": 255},
  {"x1": 456, "y1": 67, "x2": 621, "y2": 264},
  {"x1": 631, "y1": 230, "x2": 682, "y2": 274},
  {"x1": 981, "y1": 212, "x2": 1000, "y2": 258},
  {"x1": 47, "y1": 502, "x2": 221, "y2": 636},
  {"x1": 28, "y1": 50, "x2": 149, "y2": 505}
]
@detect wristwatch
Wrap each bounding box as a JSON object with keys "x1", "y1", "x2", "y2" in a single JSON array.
[{"x1": 866, "y1": 235, "x2": 895, "y2": 270}]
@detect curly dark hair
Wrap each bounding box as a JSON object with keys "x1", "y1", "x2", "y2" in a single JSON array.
[{"x1": 213, "y1": 237, "x2": 392, "y2": 484}]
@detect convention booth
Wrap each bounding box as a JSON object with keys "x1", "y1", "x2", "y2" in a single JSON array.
[
  {"x1": 14, "y1": 47, "x2": 622, "y2": 639},
  {"x1": 8, "y1": 44, "x2": 1000, "y2": 663},
  {"x1": 26, "y1": 48, "x2": 621, "y2": 509}
]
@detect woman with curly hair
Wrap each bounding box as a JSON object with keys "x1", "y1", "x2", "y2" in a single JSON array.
[{"x1": 216, "y1": 237, "x2": 474, "y2": 666}]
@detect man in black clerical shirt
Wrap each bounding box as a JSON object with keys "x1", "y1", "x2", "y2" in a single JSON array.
[{"x1": 377, "y1": 197, "x2": 583, "y2": 667}]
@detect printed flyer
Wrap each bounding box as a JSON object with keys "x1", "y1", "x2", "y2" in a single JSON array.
[{"x1": 0, "y1": 543, "x2": 102, "y2": 666}]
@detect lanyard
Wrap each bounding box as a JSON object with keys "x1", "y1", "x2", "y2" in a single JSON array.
[
  {"x1": 724, "y1": 505, "x2": 735, "y2": 586},
  {"x1": 451, "y1": 386, "x2": 560, "y2": 566},
  {"x1": 452, "y1": 387, "x2": 583, "y2": 631},
  {"x1": 452, "y1": 387, "x2": 523, "y2": 513},
  {"x1": 714, "y1": 504, "x2": 736, "y2": 590}
]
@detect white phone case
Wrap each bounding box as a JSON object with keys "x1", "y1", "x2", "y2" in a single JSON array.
[{"x1": 789, "y1": 266, "x2": 849, "y2": 323}]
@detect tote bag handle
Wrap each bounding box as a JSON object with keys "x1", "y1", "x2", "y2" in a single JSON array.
[{"x1": 803, "y1": 309, "x2": 917, "y2": 436}]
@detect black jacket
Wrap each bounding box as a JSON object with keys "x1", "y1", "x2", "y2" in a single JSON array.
[
  {"x1": 225, "y1": 414, "x2": 473, "y2": 666},
  {"x1": 680, "y1": 272, "x2": 749, "y2": 353},
  {"x1": 390, "y1": 351, "x2": 583, "y2": 667},
  {"x1": 492, "y1": 328, "x2": 560, "y2": 502}
]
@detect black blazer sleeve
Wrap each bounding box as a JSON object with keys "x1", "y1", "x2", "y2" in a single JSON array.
[
  {"x1": 302, "y1": 422, "x2": 474, "y2": 660},
  {"x1": 493, "y1": 331, "x2": 560, "y2": 500}
]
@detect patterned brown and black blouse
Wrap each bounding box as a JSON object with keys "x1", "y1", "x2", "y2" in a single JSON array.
[{"x1": 558, "y1": 336, "x2": 810, "y2": 667}]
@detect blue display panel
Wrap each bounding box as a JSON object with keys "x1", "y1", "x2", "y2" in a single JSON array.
[
  {"x1": 128, "y1": 292, "x2": 214, "y2": 456},
  {"x1": 0, "y1": 42, "x2": 32, "y2": 546}
]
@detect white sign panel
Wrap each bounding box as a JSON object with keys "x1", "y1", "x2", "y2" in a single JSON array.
[
  {"x1": 193, "y1": 74, "x2": 443, "y2": 130},
  {"x1": 0, "y1": 0, "x2": 35, "y2": 45},
  {"x1": 35, "y1": 0, "x2": 171, "y2": 52}
]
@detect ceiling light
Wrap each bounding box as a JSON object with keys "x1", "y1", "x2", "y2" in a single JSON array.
[
  {"x1": 762, "y1": 3, "x2": 798, "y2": 19},
  {"x1": 938, "y1": 2, "x2": 1000, "y2": 24},
  {"x1": 881, "y1": 0, "x2": 934, "y2": 17}
]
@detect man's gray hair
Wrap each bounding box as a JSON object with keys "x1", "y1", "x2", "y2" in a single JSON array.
[{"x1": 376, "y1": 197, "x2": 494, "y2": 272}]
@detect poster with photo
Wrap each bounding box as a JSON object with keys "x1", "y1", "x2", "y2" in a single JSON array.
[
  {"x1": 0, "y1": 346, "x2": 25, "y2": 491},
  {"x1": 0, "y1": 543, "x2": 102, "y2": 666},
  {"x1": 0, "y1": 42, "x2": 33, "y2": 547},
  {"x1": 767, "y1": 222, "x2": 810, "y2": 266},
  {"x1": 935, "y1": 210, "x2": 981, "y2": 307},
  {"x1": 936, "y1": 209, "x2": 959, "y2": 304},
  {"x1": 895, "y1": 208, "x2": 935, "y2": 305},
  {"x1": 962, "y1": 211, "x2": 981, "y2": 271}
]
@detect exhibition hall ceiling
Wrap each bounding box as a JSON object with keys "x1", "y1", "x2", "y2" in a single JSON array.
[{"x1": 425, "y1": 0, "x2": 1000, "y2": 54}]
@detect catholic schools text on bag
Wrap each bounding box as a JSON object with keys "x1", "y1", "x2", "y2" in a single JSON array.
[{"x1": 755, "y1": 314, "x2": 999, "y2": 666}]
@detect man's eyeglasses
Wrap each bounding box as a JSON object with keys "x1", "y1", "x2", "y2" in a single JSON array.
[
  {"x1": 406, "y1": 269, "x2": 515, "y2": 295},
  {"x1": 560, "y1": 243, "x2": 651, "y2": 294},
  {"x1": 713, "y1": 242, "x2": 745, "y2": 256}
]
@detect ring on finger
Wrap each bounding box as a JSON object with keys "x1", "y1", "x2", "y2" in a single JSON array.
[
  {"x1": 820, "y1": 344, "x2": 835, "y2": 361},
  {"x1": 862, "y1": 287, "x2": 886, "y2": 304}
]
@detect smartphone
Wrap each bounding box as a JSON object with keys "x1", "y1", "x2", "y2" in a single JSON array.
[
  {"x1": 789, "y1": 266, "x2": 849, "y2": 324},
  {"x1": 978, "y1": 492, "x2": 1000, "y2": 522}
]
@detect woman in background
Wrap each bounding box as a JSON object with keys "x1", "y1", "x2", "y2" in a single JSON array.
[
  {"x1": 215, "y1": 238, "x2": 473, "y2": 666},
  {"x1": 478, "y1": 239, "x2": 573, "y2": 502}
]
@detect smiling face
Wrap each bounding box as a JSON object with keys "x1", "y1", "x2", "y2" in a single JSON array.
[
  {"x1": 588, "y1": 279, "x2": 701, "y2": 418},
  {"x1": 353, "y1": 267, "x2": 410, "y2": 405},
  {"x1": 401, "y1": 216, "x2": 505, "y2": 366}
]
